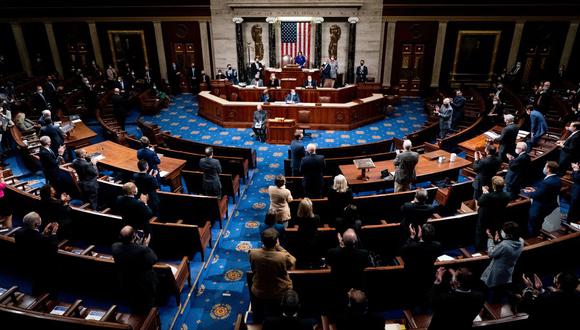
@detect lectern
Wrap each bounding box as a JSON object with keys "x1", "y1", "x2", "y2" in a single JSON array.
[{"x1": 266, "y1": 118, "x2": 296, "y2": 145}]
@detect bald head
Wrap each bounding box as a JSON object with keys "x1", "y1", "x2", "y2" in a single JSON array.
[
  {"x1": 342, "y1": 229, "x2": 358, "y2": 247},
  {"x1": 119, "y1": 225, "x2": 135, "y2": 243},
  {"x1": 75, "y1": 149, "x2": 87, "y2": 159},
  {"x1": 123, "y1": 182, "x2": 137, "y2": 196},
  {"x1": 113, "y1": 88, "x2": 120, "y2": 94},
  {"x1": 306, "y1": 143, "x2": 317, "y2": 154}
]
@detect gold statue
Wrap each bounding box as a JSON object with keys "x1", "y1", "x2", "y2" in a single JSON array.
[
  {"x1": 251, "y1": 24, "x2": 264, "y2": 61},
  {"x1": 329, "y1": 25, "x2": 341, "y2": 58}
]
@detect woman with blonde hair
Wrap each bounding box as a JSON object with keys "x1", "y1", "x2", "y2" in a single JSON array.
[
  {"x1": 268, "y1": 175, "x2": 293, "y2": 227},
  {"x1": 294, "y1": 197, "x2": 321, "y2": 268},
  {"x1": 328, "y1": 174, "x2": 353, "y2": 222}
]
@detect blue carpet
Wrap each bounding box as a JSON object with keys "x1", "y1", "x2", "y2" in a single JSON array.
[{"x1": 135, "y1": 95, "x2": 428, "y2": 329}]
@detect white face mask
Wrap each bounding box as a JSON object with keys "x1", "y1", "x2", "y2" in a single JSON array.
[
  {"x1": 500, "y1": 230, "x2": 507, "y2": 239},
  {"x1": 493, "y1": 101, "x2": 498, "y2": 105},
  {"x1": 543, "y1": 167, "x2": 549, "y2": 175}
]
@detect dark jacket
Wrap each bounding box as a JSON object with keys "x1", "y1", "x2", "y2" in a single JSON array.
[
  {"x1": 393, "y1": 150, "x2": 419, "y2": 184},
  {"x1": 71, "y1": 158, "x2": 98, "y2": 197},
  {"x1": 327, "y1": 188, "x2": 353, "y2": 220},
  {"x1": 477, "y1": 191, "x2": 512, "y2": 231},
  {"x1": 300, "y1": 154, "x2": 325, "y2": 198},
  {"x1": 495, "y1": 124, "x2": 519, "y2": 159},
  {"x1": 137, "y1": 147, "x2": 161, "y2": 172},
  {"x1": 199, "y1": 157, "x2": 222, "y2": 197},
  {"x1": 428, "y1": 284, "x2": 485, "y2": 330},
  {"x1": 529, "y1": 175, "x2": 562, "y2": 212},
  {"x1": 39, "y1": 124, "x2": 65, "y2": 154},
  {"x1": 133, "y1": 172, "x2": 160, "y2": 215},
  {"x1": 401, "y1": 238, "x2": 443, "y2": 295},
  {"x1": 529, "y1": 109, "x2": 547, "y2": 144},
  {"x1": 504, "y1": 152, "x2": 531, "y2": 196},
  {"x1": 303, "y1": 79, "x2": 317, "y2": 88},
  {"x1": 560, "y1": 131, "x2": 580, "y2": 164},
  {"x1": 524, "y1": 290, "x2": 580, "y2": 329},
  {"x1": 38, "y1": 147, "x2": 63, "y2": 182},
  {"x1": 115, "y1": 195, "x2": 153, "y2": 236},
  {"x1": 32, "y1": 92, "x2": 49, "y2": 111},
  {"x1": 472, "y1": 155, "x2": 501, "y2": 192},
  {"x1": 400, "y1": 202, "x2": 435, "y2": 228},
  {"x1": 326, "y1": 245, "x2": 369, "y2": 293},
  {"x1": 290, "y1": 140, "x2": 305, "y2": 174}
]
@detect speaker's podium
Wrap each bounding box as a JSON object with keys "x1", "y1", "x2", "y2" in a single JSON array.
[{"x1": 267, "y1": 118, "x2": 296, "y2": 145}]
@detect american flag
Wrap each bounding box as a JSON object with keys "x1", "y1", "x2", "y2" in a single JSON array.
[{"x1": 281, "y1": 21, "x2": 311, "y2": 64}]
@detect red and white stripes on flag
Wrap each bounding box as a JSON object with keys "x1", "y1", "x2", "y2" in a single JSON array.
[{"x1": 281, "y1": 21, "x2": 311, "y2": 63}]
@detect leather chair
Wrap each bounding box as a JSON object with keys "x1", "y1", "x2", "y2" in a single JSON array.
[
  {"x1": 297, "y1": 110, "x2": 312, "y2": 138},
  {"x1": 322, "y1": 79, "x2": 335, "y2": 88}
]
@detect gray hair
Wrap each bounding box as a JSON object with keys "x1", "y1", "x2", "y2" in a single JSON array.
[
  {"x1": 42, "y1": 109, "x2": 51, "y2": 118},
  {"x1": 504, "y1": 114, "x2": 515, "y2": 123},
  {"x1": 306, "y1": 143, "x2": 317, "y2": 154},
  {"x1": 403, "y1": 139, "x2": 412, "y2": 150},
  {"x1": 333, "y1": 174, "x2": 349, "y2": 193},
  {"x1": 39, "y1": 136, "x2": 51, "y2": 147},
  {"x1": 23, "y1": 212, "x2": 41, "y2": 229}
]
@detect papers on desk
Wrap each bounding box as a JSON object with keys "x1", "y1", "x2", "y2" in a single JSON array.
[
  {"x1": 159, "y1": 170, "x2": 169, "y2": 178},
  {"x1": 472, "y1": 253, "x2": 483, "y2": 257},
  {"x1": 92, "y1": 154, "x2": 105, "y2": 162},
  {"x1": 169, "y1": 264, "x2": 178, "y2": 277},
  {"x1": 85, "y1": 310, "x2": 106, "y2": 321},
  {"x1": 484, "y1": 131, "x2": 500, "y2": 140},
  {"x1": 50, "y1": 306, "x2": 68, "y2": 315},
  {"x1": 384, "y1": 324, "x2": 403, "y2": 330},
  {"x1": 437, "y1": 254, "x2": 455, "y2": 262},
  {"x1": 569, "y1": 222, "x2": 580, "y2": 231},
  {"x1": 517, "y1": 130, "x2": 530, "y2": 139},
  {"x1": 72, "y1": 118, "x2": 82, "y2": 124}
]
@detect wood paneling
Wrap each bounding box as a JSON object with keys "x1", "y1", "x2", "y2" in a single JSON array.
[
  {"x1": 53, "y1": 22, "x2": 94, "y2": 73},
  {"x1": 0, "y1": 23, "x2": 21, "y2": 75},
  {"x1": 161, "y1": 21, "x2": 203, "y2": 73},
  {"x1": 21, "y1": 22, "x2": 54, "y2": 75}
]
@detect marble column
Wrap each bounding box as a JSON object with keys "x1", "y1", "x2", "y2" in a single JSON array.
[
  {"x1": 44, "y1": 23, "x2": 63, "y2": 76},
  {"x1": 346, "y1": 17, "x2": 359, "y2": 84},
  {"x1": 507, "y1": 22, "x2": 525, "y2": 71},
  {"x1": 153, "y1": 21, "x2": 168, "y2": 82},
  {"x1": 199, "y1": 21, "x2": 212, "y2": 77},
  {"x1": 266, "y1": 17, "x2": 277, "y2": 68},
  {"x1": 314, "y1": 17, "x2": 324, "y2": 68},
  {"x1": 560, "y1": 22, "x2": 579, "y2": 71},
  {"x1": 87, "y1": 22, "x2": 104, "y2": 70},
  {"x1": 382, "y1": 21, "x2": 396, "y2": 87},
  {"x1": 11, "y1": 23, "x2": 32, "y2": 77},
  {"x1": 430, "y1": 21, "x2": 448, "y2": 88},
  {"x1": 233, "y1": 17, "x2": 246, "y2": 83}
]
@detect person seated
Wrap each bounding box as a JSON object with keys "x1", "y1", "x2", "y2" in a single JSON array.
[
  {"x1": 250, "y1": 73, "x2": 263, "y2": 87},
  {"x1": 260, "y1": 89, "x2": 272, "y2": 103},
  {"x1": 285, "y1": 89, "x2": 300, "y2": 104},
  {"x1": 14, "y1": 112, "x2": 36, "y2": 135},
  {"x1": 268, "y1": 73, "x2": 280, "y2": 88},
  {"x1": 263, "y1": 290, "x2": 312, "y2": 330},
  {"x1": 334, "y1": 289, "x2": 384, "y2": 330},
  {"x1": 303, "y1": 75, "x2": 317, "y2": 89},
  {"x1": 215, "y1": 69, "x2": 226, "y2": 80},
  {"x1": 253, "y1": 104, "x2": 267, "y2": 142}
]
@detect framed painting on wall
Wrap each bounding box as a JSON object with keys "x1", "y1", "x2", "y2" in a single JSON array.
[
  {"x1": 107, "y1": 30, "x2": 149, "y2": 71},
  {"x1": 450, "y1": 30, "x2": 501, "y2": 86}
]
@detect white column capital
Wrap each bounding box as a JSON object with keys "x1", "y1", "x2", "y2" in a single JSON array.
[
  {"x1": 348, "y1": 17, "x2": 359, "y2": 24},
  {"x1": 232, "y1": 17, "x2": 244, "y2": 24},
  {"x1": 314, "y1": 17, "x2": 324, "y2": 24},
  {"x1": 265, "y1": 17, "x2": 276, "y2": 24}
]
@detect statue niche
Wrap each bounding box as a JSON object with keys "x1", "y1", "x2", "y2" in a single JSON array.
[
  {"x1": 328, "y1": 24, "x2": 341, "y2": 58},
  {"x1": 251, "y1": 24, "x2": 264, "y2": 61}
]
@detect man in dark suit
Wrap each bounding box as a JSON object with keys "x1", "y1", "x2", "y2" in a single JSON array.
[
  {"x1": 334, "y1": 290, "x2": 384, "y2": 330},
  {"x1": 71, "y1": 149, "x2": 99, "y2": 210},
  {"x1": 168, "y1": 62, "x2": 181, "y2": 94},
  {"x1": 568, "y1": 162, "x2": 580, "y2": 222},
  {"x1": 114, "y1": 76, "x2": 129, "y2": 92},
  {"x1": 225, "y1": 64, "x2": 239, "y2": 85},
  {"x1": 524, "y1": 161, "x2": 562, "y2": 236},
  {"x1": 428, "y1": 267, "x2": 485, "y2": 330},
  {"x1": 39, "y1": 118, "x2": 65, "y2": 154},
  {"x1": 134, "y1": 160, "x2": 160, "y2": 216},
  {"x1": 38, "y1": 136, "x2": 65, "y2": 191},
  {"x1": 189, "y1": 63, "x2": 201, "y2": 95},
  {"x1": 355, "y1": 60, "x2": 368, "y2": 83},
  {"x1": 199, "y1": 147, "x2": 222, "y2": 198},
  {"x1": 300, "y1": 143, "x2": 325, "y2": 198},
  {"x1": 32, "y1": 85, "x2": 50, "y2": 112},
  {"x1": 262, "y1": 290, "x2": 312, "y2": 330},
  {"x1": 110, "y1": 88, "x2": 128, "y2": 130},
  {"x1": 475, "y1": 176, "x2": 512, "y2": 251},
  {"x1": 115, "y1": 182, "x2": 153, "y2": 237},
  {"x1": 527, "y1": 105, "x2": 547, "y2": 146},
  {"x1": 303, "y1": 75, "x2": 317, "y2": 89},
  {"x1": 472, "y1": 144, "x2": 501, "y2": 200},
  {"x1": 321, "y1": 61, "x2": 331, "y2": 85},
  {"x1": 494, "y1": 114, "x2": 519, "y2": 162},
  {"x1": 136, "y1": 136, "x2": 161, "y2": 176},
  {"x1": 556, "y1": 121, "x2": 579, "y2": 175},
  {"x1": 285, "y1": 89, "x2": 300, "y2": 104},
  {"x1": 38, "y1": 109, "x2": 52, "y2": 126},
  {"x1": 393, "y1": 139, "x2": 419, "y2": 192},
  {"x1": 215, "y1": 69, "x2": 226, "y2": 80},
  {"x1": 400, "y1": 188, "x2": 435, "y2": 237},
  {"x1": 44, "y1": 75, "x2": 57, "y2": 105},
  {"x1": 535, "y1": 81, "x2": 551, "y2": 114},
  {"x1": 250, "y1": 58, "x2": 263, "y2": 80},
  {"x1": 401, "y1": 224, "x2": 442, "y2": 308},
  {"x1": 111, "y1": 225, "x2": 158, "y2": 314},
  {"x1": 451, "y1": 89, "x2": 466, "y2": 131},
  {"x1": 15, "y1": 211, "x2": 59, "y2": 295},
  {"x1": 505, "y1": 142, "x2": 531, "y2": 199},
  {"x1": 290, "y1": 132, "x2": 305, "y2": 176},
  {"x1": 200, "y1": 70, "x2": 211, "y2": 87},
  {"x1": 253, "y1": 104, "x2": 268, "y2": 142}
]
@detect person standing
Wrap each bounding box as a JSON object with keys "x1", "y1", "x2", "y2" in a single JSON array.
[
  {"x1": 329, "y1": 56, "x2": 339, "y2": 81},
  {"x1": 38, "y1": 136, "x2": 66, "y2": 192},
  {"x1": 300, "y1": 143, "x2": 325, "y2": 198},
  {"x1": 115, "y1": 182, "x2": 153, "y2": 238},
  {"x1": 393, "y1": 139, "x2": 419, "y2": 192},
  {"x1": 253, "y1": 104, "x2": 268, "y2": 142},
  {"x1": 39, "y1": 118, "x2": 65, "y2": 155},
  {"x1": 137, "y1": 136, "x2": 161, "y2": 176},
  {"x1": 527, "y1": 105, "x2": 548, "y2": 147},
  {"x1": 451, "y1": 90, "x2": 466, "y2": 131},
  {"x1": 568, "y1": 162, "x2": 580, "y2": 222},
  {"x1": 524, "y1": 161, "x2": 561, "y2": 236},
  {"x1": 225, "y1": 64, "x2": 239, "y2": 85},
  {"x1": 505, "y1": 142, "x2": 531, "y2": 199},
  {"x1": 327, "y1": 174, "x2": 353, "y2": 221},
  {"x1": 321, "y1": 61, "x2": 331, "y2": 86},
  {"x1": 199, "y1": 147, "x2": 222, "y2": 198},
  {"x1": 295, "y1": 51, "x2": 306, "y2": 68},
  {"x1": 134, "y1": 160, "x2": 160, "y2": 217},
  {"x1": 494, "y1": 114, "x2": 519, "y2": 162},
  {"x1": 71, "y1": 149, "x2": 99, "y2": 210},
  {"x1": 472, "y1": 144, "x2": 501, "y2": 200},
  {"x1": 434, "y1": 98, "x2": 453, "y2": 139},
  {"x1": 110, "y1": 88, "x2": 128, "y2": 130},
  {"x1": 355, "y1": 60, "x2": 368, "y2": 83},
  {"x1": 112, "y1": 225, "x2": 158, "y2": 314},
  {"x1": 189, "y1": 63, "x2": 201, "y2": 95},
  {"x1": 475, "y1": 176, "x2": 512, "y2": 251},
  {"x1": 290, "y1": 132, "x2": 305, "y2": 176},
  {"x1": 556, "y1": 121, "x2": 579, "y2": 175},
  {"x1": 400, "y1": 188, "x2": 435, "y2": 241},
  {"x1": 268, "y1": 175, "x2": 293, "y2": 227},
  {"x1": 0, "y1": 171, "x2": 12, "y2": 228},
  {"x1": 262, "y1": 290, "x2": 312, "y2": 330}
]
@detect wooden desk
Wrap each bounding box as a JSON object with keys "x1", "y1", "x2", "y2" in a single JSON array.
[
  {"x1": 64, "y1": 122, "x2": 97, "y2": 149},
  {"x1": 264, "y1": 67, "x2": 321, "y2": 89},
  {"x1": 228, "y1": 85, "x2": 357, "y2": 103},
  {"x1": 83, "y1": 141, "x2": 186, "y2": 192},
  {"x1": 339, "y1": 150, "x2": 472, "y2": 192},
  {"x1": 267, "y1": 119, "x2": 296, "y2": 145},
  {"x1": 457, "y1": 125, "x2": 503, "y2": 161}
]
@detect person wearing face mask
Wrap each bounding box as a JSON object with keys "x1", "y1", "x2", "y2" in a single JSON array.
[
  {"x1": 476, "y1": 176, "x2": 512, "y2": 251},
  {"x1": 526, "y1": 105, "x2": 548, "y2": 147},
  {"x1": 303, "y1": 75, "x2": 317, "y2": 89},
  {"x1": 215, "y1": 69, "x2": 226, "y2": 80},
  {"x1": 487, "y1": 96, "x2": 503, "y2": 124},
  {"x1": 494, "y1": 114, "x2": 519, "y2": 162},
  {"x1": 321, "y1": 60, "x2": 331, "y2": 86},
  {"x1": 268, "y1": 73, "x2": 280, "y2": 88},
  {"x1": 450, "y1": 90, "x2": 466, "y2": 131},
  {"x1": 494, "y1": 84, "x2": 503, "y2": 101},
  {"x1": 33, "y1": 85, "x2": 49, "y2": 111},
  {"x1": 535, "y1": 81, "x2": 551, "y2": 114},
  {"x1": 355, "y1": 60, "x2": 368, "y2": 83},
  {"x1": 505, "y1": 142, "x2": 531, "y2": 199},
  {"x1": 523, "y1": 161, "x2": 562, "y2": 236},
  {"x1": 225, "y1": 64, "x2": 239, "y2": 85},
  {"x1": 285, "y1": 89, "x2": 300, "y2": 104},
  {"x1": 250, "y1": 73, "x2": 263, "y2": 87},
  {"x1": 434, "y1": 98, "x2": 453, "y2": 139},
  {"x1": 295, "y1": 51, "x2": 306, "y2": 68},
  {"x1": 567, "y1": 162, "x2": 580, "y2": 222},
  {"x1": 480, "y1": 221, "x2": 524, "y2": 302},
  {"x1": 555, "y1": 121, "x2": 580, "y2": 175}
]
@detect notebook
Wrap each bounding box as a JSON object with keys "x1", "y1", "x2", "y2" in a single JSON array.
[
  {"x1": 50, "y1": 306, "x2": 67, "y2": 315},
  {"x1": 85, "y1": 310, "x2": 106, "y2": 321}
]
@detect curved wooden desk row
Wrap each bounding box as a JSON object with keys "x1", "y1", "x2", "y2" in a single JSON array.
[
  {"x1": 226, "y1": 84, "x2": 358, "y2": 103},
  {"x1": 197, "y1": 91, "x2": 386, "y2": 131}
]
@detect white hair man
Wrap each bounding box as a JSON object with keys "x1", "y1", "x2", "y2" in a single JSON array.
[
  {"x1": 300, "y1": 143, "x2": 325, "y2": 198},
  {"x1": 393, "y1": 139, "x2": 419, "y2": 192},
  {"x1": 494, "y1": 114, "x2": 519, "y2": 161}
]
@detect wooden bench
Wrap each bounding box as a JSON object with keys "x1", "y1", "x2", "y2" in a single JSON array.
[
  {"x1": 182, "y1": 169, "x2": 240, "y2": 203},
  {"x1": 158, "y1": 190, "x2": 228, "y2": 228}
]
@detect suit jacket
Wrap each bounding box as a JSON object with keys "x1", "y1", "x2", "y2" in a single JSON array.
[
  {"x1": 133, "y1": 172, "x2": 160, "y2": 214},
  {"x1": 561, "y1": 131, "x2": 580, "y2": 163},
  {"x1": 290, "y1": 140, "x2": 305, "y2": 172},
  {"x1": 477, "y1": 191, "x2": 512, "y2": 230},
  {"x1": 529, "y1": 175, "x2": 561, "y2": 211},
  {"x1": 110, "y1": 94, "x2": 128, "y2": 116},
  {"x1": 39, "y1": 124, "x2": 65, "y2": 154},
  {"x1": 113, "y1": 80, "x2": 128, "y2": 91},
  {"x1": 393, "y1": 151, "x2": 419, "y2": 184},
  {"x1": 253, "y1": 110, "x2": 267, "y2": 128},
  {"x1": 428, "y1": 284, "x2": 485, "y2": 330},
  {"x1": 285, "y1": 93, "x2": 300, "y2": 103},
  {"x1": 199, "y1": 157, "x2": 222, "y2": 197},
  {"x1": 496, "y1": 124, "x2": 519, "y2": 158},
  {"x1": 33, "y1": 92, "x2": 49, "y2": 111},
  {"x1": 401, "y1": 239, "x2": 442, "y2": 292},
  {"x1": 250, "y1": 79, "x2": 263, "y2": 87},
  {"x1": 137, "y1": 147, "x2": 161, "y2": 172},
  {"x1": 71, "y1": 157, "x2": 98, "y2": 192},
  {"x1": 400, "y1": 202, "x2": 435, "y2": 227},
  {"x1": 249, "y1": 247, "x2": 296, "y2": 300},
  {"x1": 303, "y1": 80, "x2": 317, "y2": 88},
  {"x1": 300, "y1": 154, "x2": 325, "y2": 196},
  {"x1": 438, "y1": 104, "x2": 453, "y2": 129},
  {"x1": 505, "y1": 152, "x2": 531, "y2": 194},
  {"x1": 525, "y1": 290, "x2": 580, "y2": 329},
  {"x1": 15, "y1": 227, "x2": 59, "y2": 265},
  {"x1": 38, "y1": 147, "x2": 63, "y2": 179},
  {"x1": 326, "y1": 246, "x2": 369, "y2": 293},
  {"x1": 473, "y1": 156, "x2": 501, "y2": 191},
  {"x1": 268, "y1": 79, "x2": 280, "y2": 88},
  {"x1": 268, "y1": 185, "x2": 293, "y2": 221},
  {"x1": 115, "y1": 195, "x2": 153, "y2": 235},
  {"x1": 356, "y1": 65, "x2": 368, "y2": 81},
  {"x1": 225, "y1": 69, "x2": 238, "y2": 84},
  {"x1": 530, "y1": 110, "x2": 548, "y2": 143},
  {"x1": 295, "y1": 55, "x2": 306, "y2": 68},
  {"x1": 188, "y1": 67, "x2": 201, "y2": 83},
  {"x1": 322, "y1": 63, "x2": 331, "y2": 78}
]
